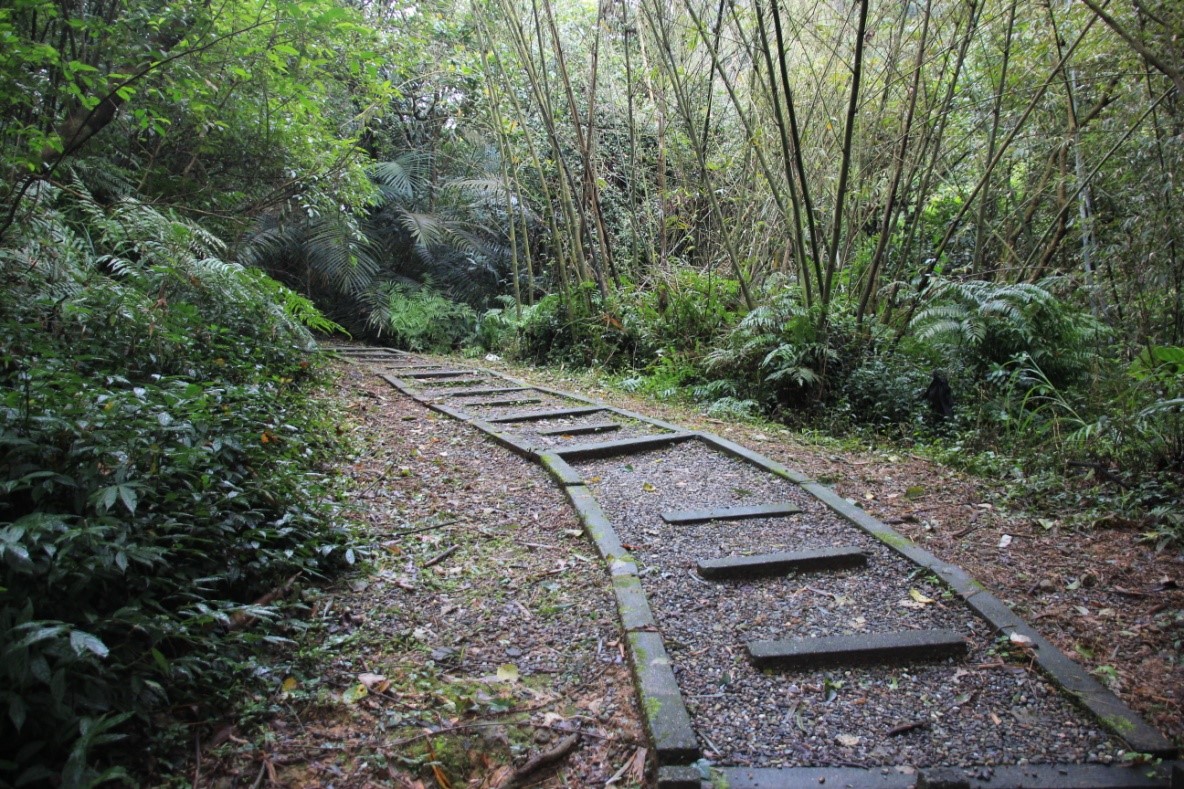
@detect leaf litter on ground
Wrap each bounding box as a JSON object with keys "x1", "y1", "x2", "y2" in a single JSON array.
[{"x1": 192, "y1": 361, "x2": 646, "y2": 787}]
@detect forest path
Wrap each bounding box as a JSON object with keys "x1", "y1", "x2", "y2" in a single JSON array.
[{"x1": 333, "y1": 344, "x2": 1178, "y2": 788}]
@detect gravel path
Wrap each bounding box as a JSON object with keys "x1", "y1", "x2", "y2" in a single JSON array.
[
  {"x1": 319, "y1": 347, "x2": 1178, "y2": 787},
  {"x1": 576, "y1": 441, "x2": 1122, "y2": 768}
]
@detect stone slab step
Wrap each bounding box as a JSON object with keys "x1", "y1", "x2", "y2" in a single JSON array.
[
  {"x1": 380, "y1": 363, "x2": 443, "y2": 369},
  {"x1": 659, "y1": 763, "x2": 1181, "y2": 789},
  {"x1": 535, "y1": 422, "x2": 623, "y2": 437},
  {"x1": 696, "y1": 547, "x2": 867, "y2": 580},
  {"x1": 487, "y1": 406, "x2": 605, "y2": 423},
  {"x1": 413, "y1": 378, "x2": 489, "y2": 388},
  {"x1": 662, "y1": 502, "x2": 803, "y2": 525},
  {"x1": 748, "y1": 629, "x2": 967, "y2": 669},
  {"x1": 463, "y1": 398, "x2": 544, "y2": 408},
  {"x1": 555, "y1": 432, "x2": 694, "y2": 460},
  {"x1": 444, "y1": 387, "x2": 534, "y2": 398},
  {"x1": 398, "y1": 369, "x2": 473, "y2": 378}
]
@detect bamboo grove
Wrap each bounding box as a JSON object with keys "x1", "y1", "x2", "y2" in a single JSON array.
[{"x1": 467, "y1": 0, "x2": 1181, "y2": 343}]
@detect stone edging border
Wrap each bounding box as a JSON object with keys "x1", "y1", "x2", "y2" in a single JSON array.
[{"x1": 346, "y1": 350, "x2": 1179, "y2": 788}]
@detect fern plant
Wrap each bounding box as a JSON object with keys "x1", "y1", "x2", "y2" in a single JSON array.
[
  {"x1": 704, "y1": 286, "x2": 839, "y2": 411},
  {"x1": 909, "y1": 277, "x2": 1105, "y2": 386}
]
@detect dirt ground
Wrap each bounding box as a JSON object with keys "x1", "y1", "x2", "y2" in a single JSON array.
[{"x1": 196, "y1": 362, "x2": 647, "y2": 788}]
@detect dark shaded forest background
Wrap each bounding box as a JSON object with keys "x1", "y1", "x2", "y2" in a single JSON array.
[{"x1": 1, "y1": 0, "x2": 1181, "y2": 782}]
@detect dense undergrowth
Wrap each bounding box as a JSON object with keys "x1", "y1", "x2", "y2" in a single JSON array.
[
  {"x1": 0, "y1": 184, "x2": 354, "y2": 786},
  {"x1": 377, "y1": 271, "x2": 1183, "y2": 547}
]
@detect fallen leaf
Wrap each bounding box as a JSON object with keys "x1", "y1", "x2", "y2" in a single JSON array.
[
  {"x1": 359, "y1": 673, "x2": 390, "y2": 693},
  {"x1": 909, "y1": 588, "x2": 936, "y2": 605},
  {"x1": 342, "y1": 683, "x2": 368, "y2": 704},
  {"x1": 1008, "y1": 633, "x2": 1034, "y2": 648},
  {"x1": 835, "y1": 733, "x2": 860, "y2": 747}
]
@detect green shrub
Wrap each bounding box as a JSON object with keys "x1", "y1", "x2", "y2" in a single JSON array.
[
  {"x1": 620, "y1": 270, "x2": 743, "y2": 357},
  {"x1": 512, "y1": 286, "x2": 638, "y2": 368},
  {"x1": 0, "y1": 189, "x2": 353, "y2": 784},
  {"x1": 838, "y1": 352, "x2": 931, "y2": 428}
]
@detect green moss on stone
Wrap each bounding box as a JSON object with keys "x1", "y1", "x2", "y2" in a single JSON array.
[{"x1": 1102, "y1": 714, "x2": 1137, "y2": 736}]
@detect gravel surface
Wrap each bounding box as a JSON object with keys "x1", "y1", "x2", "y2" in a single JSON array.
[{"x1": 577, "y1": 440, "x2": 1125, "y2": 769}]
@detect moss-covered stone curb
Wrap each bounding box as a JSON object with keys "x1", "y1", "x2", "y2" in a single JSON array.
[
  {"x1": 694, "y1": 433, "x2": 813, "y2": 484},
  {"x1": 538, "y1": 452, "x2": 584, "y2": 486},
  {"x1": 656, "y1": 765, "x2": 706, "y2": 788},
  {"x1": 627, "y1": 630, "x2": 700, "y2": 764},
  {"x1": 561, "y1": 485, "x2": 627, "y2": 562}
]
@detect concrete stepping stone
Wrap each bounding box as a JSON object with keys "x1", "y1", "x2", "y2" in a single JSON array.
[
  {"x1": 411, "y1": 377, "x2": 489, "y2": 388},
  {"x1": 696, "y1": 546, "x2": 867, "y2": 580},
  {"x1": 444, "y1": 387, "x2": 534, "y2": 398},
  {"x1": 661, "y1": 502, "x2": 802, "y2": 525},
  {"x1": 382, "y1": 363, "x2": 443, "y2": 369},
  {"x1": 748, "y1": 629, "x2": 967, "y2": 669},
  {"x1": 535, "y1": 422, "x2": 622, "y2": 437},
  {"x1": 487, "y1": 406, "x2": 605, "y2": 423},
  {"x1": 462, "y1": 397, "x2": 544, "y2": 407},
  {"x1": 398, "y1": 369, "x2": 472, "y2": 378},
  {"x1": 555, "y1": 432, "x2": 693, "y2": 460}
]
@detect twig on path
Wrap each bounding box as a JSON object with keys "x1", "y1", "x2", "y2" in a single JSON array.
[
  {"x1": 249, "y1": 761, "x2": 266, "y2": 789},
  {"x1": 952, "y1": 522, "x2": 985, "y2": 539},
  {"x1": 803, "y1": 585, "x2": 842, "y2": 601},
  {"x1": 389, "y1": 519, "x2": 459, "y2": 539},
  {"x1": 495, "y1": 733, "x2": 580, "y2": 788},
  {"x1": 423, "y1": 544, "x2": 459, "y2": 568},
  {"x1": 605, "y1": 746, "x2": 647, "y2": 786},
  {"x1": 886, "y1": 720, "x2": 929, "y2": 737}
]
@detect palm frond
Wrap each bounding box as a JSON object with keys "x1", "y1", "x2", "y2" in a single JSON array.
[
  {"x1": 394, "y1": 207, "x2": 448, "y2": 249},
  {"x1": 368, "y1": 152, "x2": 431, "y2": 202}
]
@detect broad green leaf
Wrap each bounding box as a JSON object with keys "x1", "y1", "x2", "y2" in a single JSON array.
[
  {"x1": 69, "y1": 630, "x2": 109, "y2": 658},
  {"x1": 342, "y1": 683, "x2": 368, "y2": 703}
]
